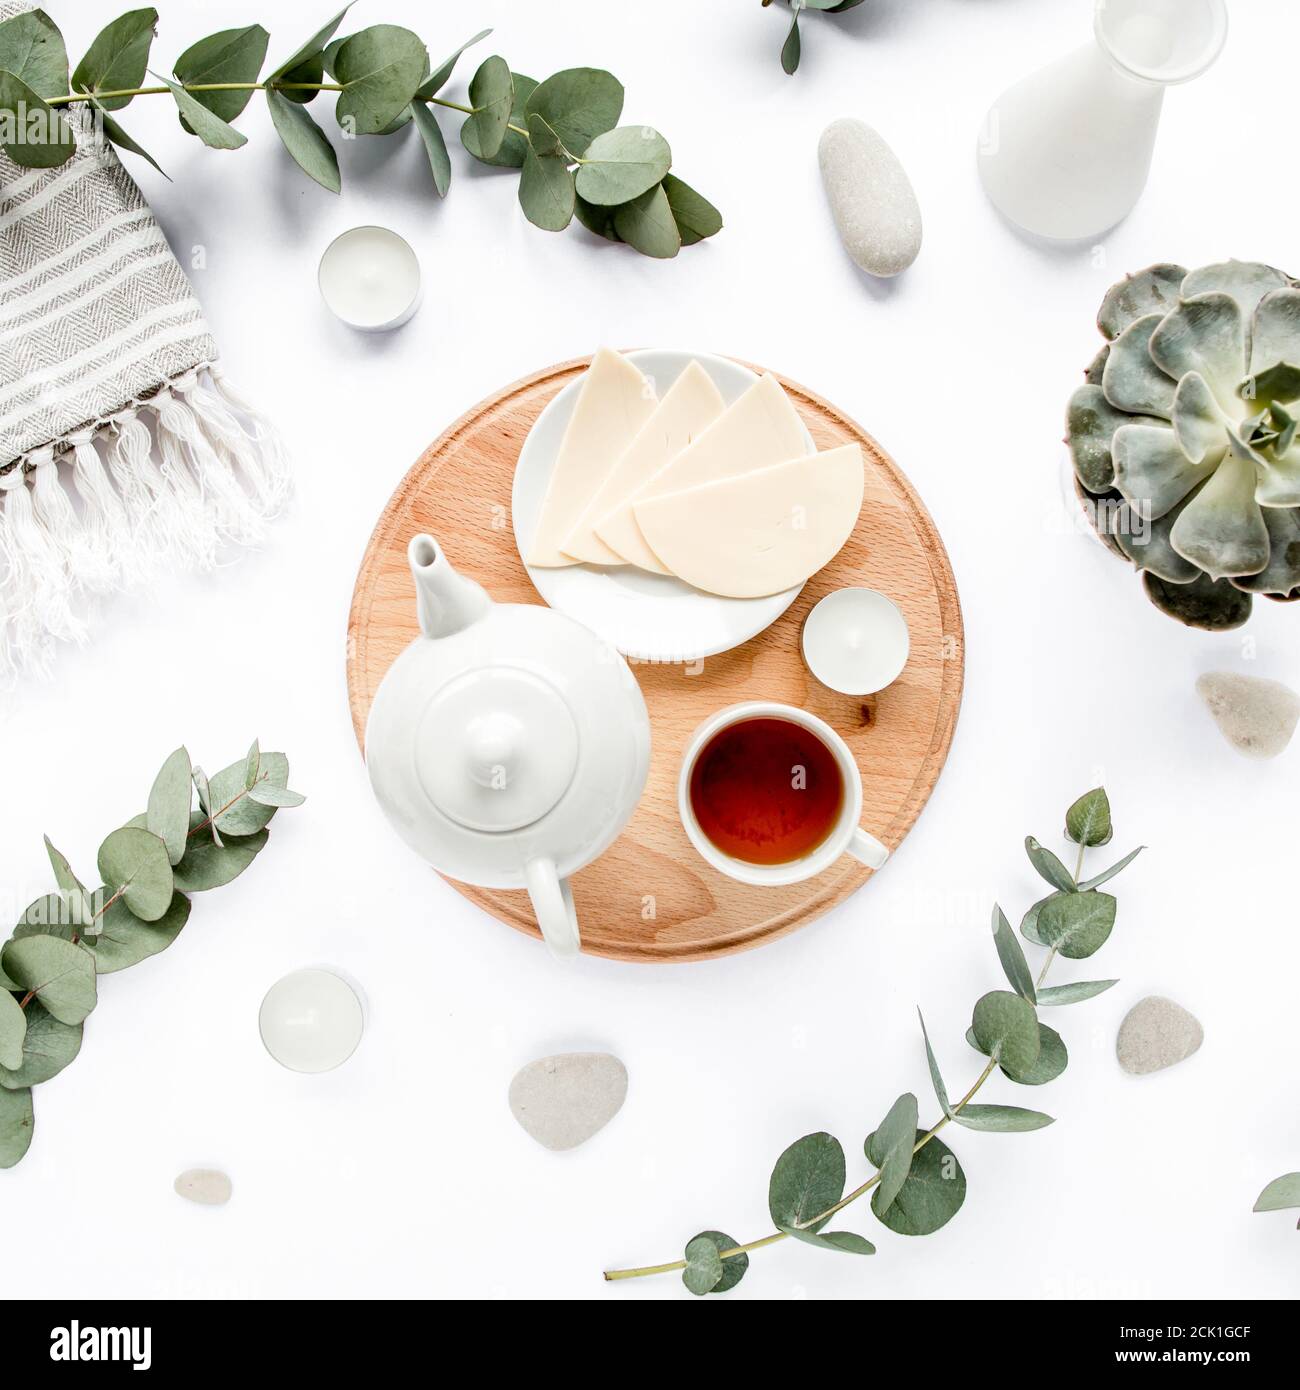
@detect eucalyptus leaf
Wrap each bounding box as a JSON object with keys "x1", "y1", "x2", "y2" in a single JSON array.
[
  {"x1": 0, "y1": 70, "x2": 73, "y2": 167},
  {"x1": 0, "y1": 8, "x2": 70, "y2": 99},
  {"x1": 1065, "y1": 787, "x2": 1113, "y2": 846},
  {"x1": 661, "y1": 173, "x2": 722, "y2": 246},
  {"x1": 87, "y1": 891, "x2": 190, "y2": 975},
  {"x1": 768, "y1": 1131, "x2": 844, "y2": 1234},
  {"x1": 682, "y1": 1234, "x2": 723, "y2": 1295},
  {"x1": 333, "y1": 24, "x2": 428, "y2": 135},
  {"x1": 267, "y1": 3, "x2": 351, "y2": 86},
  {"x1": 574, "y1": 193, "x2": 621, "y2": 242},
  {"x1": 460, "y1": 72, "x2": 535, "y2": 167},
  {"x1": 992, "y1": 903, "x2": 1036, "y2": 1002},
  {"x1": 0, "y1": 999, "x2": 81, "y2": 1089},
  {"x1": 1020, "y1": 890, "x2": 1063, "y2": 946},
  {"x1": 953, "y1": 1104, "x2": 1054, "y2": 1132},
  {"x1": 71, "y1": 7, "x2": 157, "y2": 110},
  {"x1": 869, "y1": 1092, "x2": 917, "y2": 1216},
  {"x1": 1024, "y1": 836, "x2": 1076, "y2": 893},
  {"x1": 525, "y1": 67, "x2": 622, "y2": 155},
  {"x1": 780, "y1": 1225, "x2": 875, "y2": 1255},
  {"x1": 410, "y1": 101, "x2": 450, "y2": 197},
  {"x1": 1, "y1": 936, "x2": 96, "y2": 1025},
  {"x1": 518, "y1": 139, "x2": 575, "y2": 232},
  {"x1": 464, "y1": 54, "x2": 512, "y2": 161},
  {"x1": 97, "y1": 826, "x2": 173, "y2": 921},
  {"x1": 147, "y1": 746, "x2": 192, "y2": 866},
  {"x1": 970, "y1": 991, "x2": 1040, "y2": 1076},
  {"x1": 243, "y1": 739, "x2": 260, "y2": 790},
  {"x1": 574, "y1": 125, "x2": 671, "y2": 206},
  {"x1": 781, "y1": 9, "x2": 802, "y2": 75},
  {"x1": 866, "y1": 1129, "x2": 965, "y2": 1235},
  {"x1": 92, "y1": 99, "x2": 166, "y2": 176},
  {"x1": 1254, "y1": 1173, "x2": 1300, "y2": 1212},
  {"x1": 689, "y1": 1230, "x2": 748, "y2": 1293},
  {"x1": 613, "y1": 183, "x2": 680, "y2": 259},
  {"x1": 0, "y1": 1086, "x2": 34, "y2": 1169},
  {"x1": 172, "y1": 819, "x2": 267, "y2": 892},
  {"x1": 918, "y1": 1008, "x2": 951, "y2": 1117},
  {"x1": 419, "y1": 28, "x2": 492, "y2": 98},
  {"x1": 0, "y1": 991, "x2": 26, "y2": 1072},
  {"x1": 1035, "y1": 979, "x2": 1119, "y2": 1006},
  {"x1": 525, "y1": 110, "x2": 563, "y2": 158},
  {"x1": 1036, "y1": 890, "x2": 1117, "y2": 959},
  {"x1": 246, "y1": 783, "x2": 305, "y2": 809},
  {"x1": 43, "y1": 836, "x2": 96, "y2": 928},
  {"x1": 1000, "y1": 1022, "x2": 1067, "y2": 1086},
  {"x1": 172, "y1": 25, "x2": 267, "y2": 123},
  {"x1": 207, "y1": 752, "x2": 289, "y2": 835},
  {"x1": 1079, "y1": 846, "x2": 1144, "y2": 891},
  {"x1": 266, "y1": 88, "x2": 340, "y2": 193},
  {"x1": 13, "y1": 892, "x2": 85, "y2": 942}
]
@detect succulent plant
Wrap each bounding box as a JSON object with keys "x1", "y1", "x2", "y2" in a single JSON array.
[{"x1": 1067, "y1": 260, "x2": 1300, "y2": 630}]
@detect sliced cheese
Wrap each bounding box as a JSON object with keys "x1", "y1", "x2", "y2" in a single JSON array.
[
  {"x1": 633, "y1": 444, "x2": 864, "y2": 599},
  {"x1": 526, "y1": 348, "x2": 656, "y2": 567},
  {"x1": 572, "y1": 361, "x2": 725, "y2": 572},
  {"x1": 641, "y1": 372, "x2": 807, "y2": 500}
]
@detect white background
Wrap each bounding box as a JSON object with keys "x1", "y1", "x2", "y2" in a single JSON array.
[{"x1": 4, "y1": 0, "x2": 1297, "y2": 1301}]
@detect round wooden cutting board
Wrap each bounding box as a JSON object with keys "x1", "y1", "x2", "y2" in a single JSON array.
[{"x1": 347, "y1": 355, "x2": 964, "y2": 963}]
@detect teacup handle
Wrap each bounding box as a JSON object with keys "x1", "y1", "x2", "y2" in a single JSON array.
[
  {"x1": 524, "y1": 857, "x2": 581, "y2": 960},
  {"x1": 847, "y1": 828, "x2": 890, "y2": 871}
]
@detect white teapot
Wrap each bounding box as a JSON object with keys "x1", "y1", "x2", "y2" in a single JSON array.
[{"x1": 365, "y1": 535, "x2": 651, "y2": 958}]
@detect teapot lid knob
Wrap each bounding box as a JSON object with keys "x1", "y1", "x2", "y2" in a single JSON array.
[{"x1": 414, "y1": 668, "x2": 579, "y2": 833}]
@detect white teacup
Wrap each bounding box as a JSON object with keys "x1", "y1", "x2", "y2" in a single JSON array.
[{"x1": 677, "y1": 701, "x2": 890, "y2": 887}]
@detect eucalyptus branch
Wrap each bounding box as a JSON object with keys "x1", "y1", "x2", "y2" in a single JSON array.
[
  {"x1": 604, "y1": 788, "x2": 1141, "y2": 1295},
  {"x1": 0, "y1": 742, "x2": 305, "y2": 1170},
  {"x1": 0, "y1": 8, "x2": 720, "y2": 259}
]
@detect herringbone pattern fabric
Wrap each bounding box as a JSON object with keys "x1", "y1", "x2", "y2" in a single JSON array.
[{"x1": 0, "y1": 36, "x2": 217, "y2": 468}]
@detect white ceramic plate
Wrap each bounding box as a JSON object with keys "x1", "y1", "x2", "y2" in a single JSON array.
[{"x1": 512, "y1": 349, "x2": 812, "y2": 662}]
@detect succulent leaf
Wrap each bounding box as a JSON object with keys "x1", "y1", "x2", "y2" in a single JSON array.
[
  {"x1": 1113, "y1": 422, "x2": 1216, "y2": 520},
  {"x1": 1182, "y1": 260, "x2": 1289, "y2": 337},
  {"x1": 1142, "y1": 571, "x2": 1252, "y2": 629},
  {"x1": 1169, "y1": 448, "x2": 1270, "y2": 579},
  {"x1": 1170, "y1": 372, "x2": 1229, "y2": 467},
  {"x1": 1231, "y1": 505, "x2": 1300, "y2": 594},
  {"x1": 1084, "y1": 344, "x2": 1110, "y2": 385},
  {"x1": 1102, "y1": 315, "x2": 1176, "y2": 418},
  {"x1": 1254, "y1": 443, "x2": 1300, "y2": 509},
  {"x1": 1066, "y1": 385, "x2": 1135, "y2": 492},
  {"x1": 1148, "y1": 294, "x2": 1247, "y2": 411},
  {"x1": 1114, "y1": 483, "x2": 1203, "y2": 584},
  {"x1": 1250, "y1": 288, "x2": 1300, "y2": 376},
  {"x1": 1097, "y1": 263, "x2": 1186, "y2": 341}
]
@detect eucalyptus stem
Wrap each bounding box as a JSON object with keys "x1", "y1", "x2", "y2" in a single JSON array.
[
  {"x1": 48, "y1": 82, "x2": 529, "y2": 137},
  {"x1": 603, "y1": 1044, "x2": 1024, "y2": 1281}
]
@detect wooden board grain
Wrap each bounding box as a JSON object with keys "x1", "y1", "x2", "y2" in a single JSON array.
[{"x1": 347, "y1": 355, "x2": 964, "y2": 962}]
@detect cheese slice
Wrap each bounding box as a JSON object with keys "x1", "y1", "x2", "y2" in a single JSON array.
[
  {"x1": 640, "y1": 372, "x2": 806, "y2": 500},
  {"x1": 569, "y1": 361, "x2": 725, "y2": 571},
  {"x1": 633, "y1": 444, "x2": 864, "y2": 598},
  {"x1": 526, "y1": 348, "x2": 656, "y2": 567}
]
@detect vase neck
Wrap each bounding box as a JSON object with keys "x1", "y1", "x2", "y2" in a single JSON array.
[{"x1": 1092, "y1": 0, "x2": 1227, "y2": 88}]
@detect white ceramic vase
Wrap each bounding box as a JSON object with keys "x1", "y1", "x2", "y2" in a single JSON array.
[{"x1": 976, "y1": 0, "x2": 1227, "y2": 241}]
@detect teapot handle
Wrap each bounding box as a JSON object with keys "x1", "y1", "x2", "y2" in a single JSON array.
[{"x1": 524, "y1": 857, "x2": 581, "y2": 960}]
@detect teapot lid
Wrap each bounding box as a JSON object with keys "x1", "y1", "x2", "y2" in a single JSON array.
[{"x1": 414, "y1": 668, "x2": 579, "y2": 833}]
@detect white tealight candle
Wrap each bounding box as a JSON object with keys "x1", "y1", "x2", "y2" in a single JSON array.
[
  {"x1": 801, "y1": 588, "x2": 910, "y2": 696},
  {"x1": 259, "y1": 968, "x2": 365, "y2": 1073},
  {"x1": 317, "y1": 225, "x2": 422, "y2": 331}
]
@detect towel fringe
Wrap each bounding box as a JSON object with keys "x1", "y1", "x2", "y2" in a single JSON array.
[{"x1": 0, "y1": 365, "x2": 290, "y2": 685}]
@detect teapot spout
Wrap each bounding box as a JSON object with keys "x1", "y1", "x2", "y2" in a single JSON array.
[{"x1": 408, "y1": 535, "x2": 491, "y2": 640}]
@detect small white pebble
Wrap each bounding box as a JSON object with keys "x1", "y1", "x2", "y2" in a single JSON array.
[
  {"x1": 818, "y1": 117, "x2": 922, "y2": 278},
  {"x1": 1116, "y1": 997, "x2": 1203, "y2": 1076},
  {"x1": 509, "y1": 1053, "x2": 627, "y2": 1152},
  {"x1": 1196, "y1": 671, "x2": 1300, "y2": 759},
  {"x1": 174, "y1": 1168, "x2": 232, "y2": 1206}
]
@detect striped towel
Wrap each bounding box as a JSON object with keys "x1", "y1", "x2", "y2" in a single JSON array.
[{"x1": 0, "y1": 0, "x2": 288, "y2": 683}]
